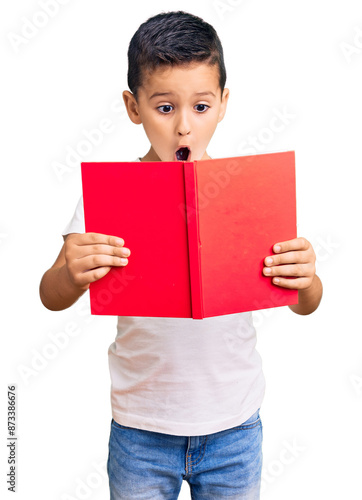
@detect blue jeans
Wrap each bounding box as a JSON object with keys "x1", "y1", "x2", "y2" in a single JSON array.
[{"x1": 107, "y1": 408, "x2": 262, "y2": 499}]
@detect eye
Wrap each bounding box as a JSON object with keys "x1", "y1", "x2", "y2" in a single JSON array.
[
  {"x1": 195, "y1": 104, "x2": 209, "y2": 113},
  {"x1": 157, "y1": 105, "x2": 174, "y2": 114}
]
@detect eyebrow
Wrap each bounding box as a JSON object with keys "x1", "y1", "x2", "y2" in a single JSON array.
[{"x1": 149, "y1": 91, "x2": 216, "y2": 99}]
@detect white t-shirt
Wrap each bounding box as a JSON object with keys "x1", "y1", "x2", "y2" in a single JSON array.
[{"x1": 62, "y1": 160, "x2": 266, "y2": 436}]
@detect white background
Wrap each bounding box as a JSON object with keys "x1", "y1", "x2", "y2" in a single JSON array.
[{"x1": 1, "y1": 0, "x2": 361, "y2": 498}]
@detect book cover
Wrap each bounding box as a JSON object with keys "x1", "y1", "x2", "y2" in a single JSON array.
[{"x1": 81, "y1": 151, "x2": 298, "y2": 318}]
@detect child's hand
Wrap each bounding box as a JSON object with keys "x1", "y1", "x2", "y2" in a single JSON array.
[
  {"x1": 64, "y1": 233, "x2": 131, "y2": 291},
  {"x1": 262, "y1": 237, "x2": 316, "y2": 290}
]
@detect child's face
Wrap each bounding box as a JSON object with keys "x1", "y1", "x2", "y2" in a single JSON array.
[{"x1": 123, "y1": 62, "x2": 229, "y2": 162}]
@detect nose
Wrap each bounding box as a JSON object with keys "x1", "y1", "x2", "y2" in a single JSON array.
[{"x1": 176, "y1": 111, "x2": 191, "y2": 136}]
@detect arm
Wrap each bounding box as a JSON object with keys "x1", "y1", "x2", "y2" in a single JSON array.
[
  {"x1": 288, "y1": 274, "x2": 323, "y2": 315},
  {"x1": 263, "y1": 237, "x2": 323, "y2": 315},
  {"x1": 39, "y1": 233, "x2": 131, "y2": 311},
  {"x1": 39, "y1": 240, "x2": 85, "y2": 311}
]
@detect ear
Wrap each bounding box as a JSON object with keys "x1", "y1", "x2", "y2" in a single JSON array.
[
  {"x1": 217, "y1": 88, "x2": 230, "y2": 123},
  {"x1": 122, "y1": 90, "x2": 142, "y2": 125}
]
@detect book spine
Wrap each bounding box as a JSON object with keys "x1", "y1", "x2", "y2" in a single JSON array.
[{"x1": 183, "y1": 161, "x2": 203, "y2": 319}]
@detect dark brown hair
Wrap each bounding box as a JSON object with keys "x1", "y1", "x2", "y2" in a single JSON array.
[{"x1": 127, "y1": 11, "x2": 227, "y2": 100}]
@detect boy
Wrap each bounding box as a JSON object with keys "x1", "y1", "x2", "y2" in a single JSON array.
[{"x1": 39, "y1": 11, "x2": 323, "y2": 500}]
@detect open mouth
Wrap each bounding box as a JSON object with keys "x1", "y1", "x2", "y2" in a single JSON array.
[{"x1": 175, "y1": 147, "x2": 191, "y2": 161}]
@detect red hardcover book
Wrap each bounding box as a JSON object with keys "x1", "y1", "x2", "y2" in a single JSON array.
[{"x1": 81, "y1": 151, "x2": 298, "y2": 318}]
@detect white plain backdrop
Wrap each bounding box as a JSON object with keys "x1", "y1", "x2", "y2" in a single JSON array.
[{"x1": 1, "y1": 0, "x2": 362, "y2": 498}]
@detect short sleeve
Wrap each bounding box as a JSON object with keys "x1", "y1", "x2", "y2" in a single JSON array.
[{"x1": 62, "y1": 195, "x2": 85, "y2": 238}]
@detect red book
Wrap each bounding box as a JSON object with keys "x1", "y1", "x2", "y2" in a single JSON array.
[{"x1": 81, "y1": 151, "x2": 298, "y2": 318}]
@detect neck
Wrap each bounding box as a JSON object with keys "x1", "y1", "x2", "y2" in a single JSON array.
[{"x1": 140, "y1": 147, "x2": 160, "y2": 162}]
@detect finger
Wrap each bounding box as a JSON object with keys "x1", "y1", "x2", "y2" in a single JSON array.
[
  {"x1": 69, "y1": 265, "x2": 113, "y2": 289},
  {"x1": 273, "y1": 237, "x2": 310, "y2": 254},
  {"x1": 263, "y1": 263, "x2": 314, "y2": 278},
  {"x1": 75, "y1": 243, "x2": 131, "y2": 259},
  {"x1": 78, "y1": 254, "x2": 129, "y2": 271},
  {"x1": 83, "y1": 266, "x2": 113, "y2": 284},
  {"x1": 271, "y1": 276, "x2": 311, "y2": 290},
  {"x1": 264, "y1": 250, "x2": 312, "y2": 267},
  {"x1": 74, "y1": 233, "x2": 126, "y2": 248}
]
